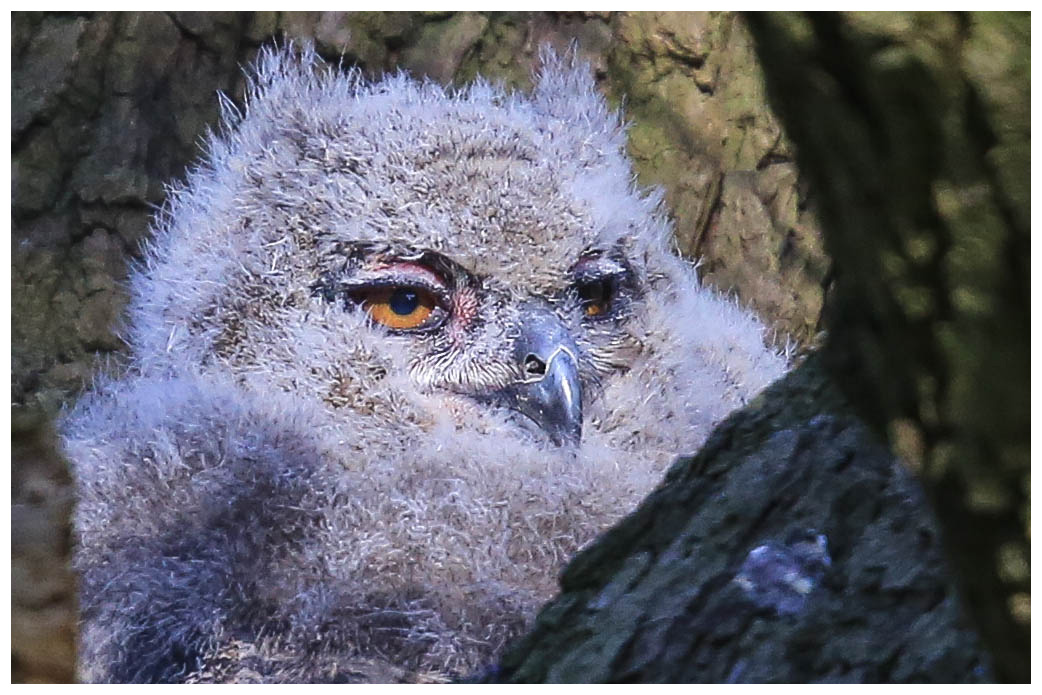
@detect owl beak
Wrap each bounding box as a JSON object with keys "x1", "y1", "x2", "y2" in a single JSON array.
[{"x1": 501, "y1": 309, "x2": 584, "y2": 446}]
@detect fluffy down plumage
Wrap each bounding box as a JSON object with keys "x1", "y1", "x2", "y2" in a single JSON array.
[{"x1": 63, "y1": 45, "x2": 787, "y2": 682}]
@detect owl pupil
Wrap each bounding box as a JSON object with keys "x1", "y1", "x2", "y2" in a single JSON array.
[
  {"x1": 390, "y1": 288, "x2": 420, "y2": 315},
  {"x1": 579, "y1": 279, "x2": 612, "y2": 316},
  {"x1": 581, "y1": 283, "x2": 603, "y2": 302}
]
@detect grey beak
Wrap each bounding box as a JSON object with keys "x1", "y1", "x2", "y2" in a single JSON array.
[{"x1": 498, "y1": 306, "x2": 583, "y2": 446}]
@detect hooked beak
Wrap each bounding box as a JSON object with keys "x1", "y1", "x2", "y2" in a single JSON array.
[{"x1": 497, "y1": 306, "x2": 583, "y2": 446}]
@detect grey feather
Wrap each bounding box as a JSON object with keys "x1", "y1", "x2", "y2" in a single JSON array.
[{"x1": 63, "y1": 44, "x2": 787, "y2": 683}]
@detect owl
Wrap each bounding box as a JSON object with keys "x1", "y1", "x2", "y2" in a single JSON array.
[{"x1": 62, "y1": 45, "x2": 787, "y2": 683}]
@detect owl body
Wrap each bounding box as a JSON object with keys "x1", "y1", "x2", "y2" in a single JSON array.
[{"x1": 64, "y1": 46, "x2": 786, "y2": 682}]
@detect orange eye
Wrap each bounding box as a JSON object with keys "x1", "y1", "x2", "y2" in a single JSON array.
[
  {"x1": 578, "y1": 280, "x2": 612, "y2": 317},
  {"x1": 359, "y1": 287, "x2": 438, "y2": 330}
]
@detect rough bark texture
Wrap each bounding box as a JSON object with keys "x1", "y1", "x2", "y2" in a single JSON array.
[
  {"x1": 487, "y1": 355, "x2": 988, "y2": 683},
  {"x1": 745, "y1": 12, "x2": 1029, "y2": 683}
]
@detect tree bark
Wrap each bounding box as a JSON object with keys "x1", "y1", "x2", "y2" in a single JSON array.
[
  {"x1": 487, "y1": 354, "x2": 988, "y2": 682},
  {"x1": 745, "y1": 12, "x2": 1029, "y2": 683}
]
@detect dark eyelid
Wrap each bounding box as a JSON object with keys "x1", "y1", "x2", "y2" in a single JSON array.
[
  {"x1": 573, "y1": 258, "x2": 628, "y2": 284},
  {"x1": 312, "y1": 246, "x2": 470, "y2": 320},
  {"x1": 343, "y1": 267, "x2": 451, "y2": 306},
  {"x1": 570, "y1": 253, "x2": 636, "y2": 323},
  {"x1": 372, "y1": 261, "x2": 448, "y2": 288}
]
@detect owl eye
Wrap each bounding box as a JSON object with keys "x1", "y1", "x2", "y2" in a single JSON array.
[
  {"x1": 355, "y1": 286, "x2": 440, "y2": 330},
  {"x1": 577, "y1": 279, "x2": 614, "y2": 317}
]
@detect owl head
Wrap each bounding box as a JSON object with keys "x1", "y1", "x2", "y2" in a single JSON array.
[
  {"x1": 70, "y1": 45, "x2": 786, "y2": 679},
  {"x1": 129, "y1": 44, "x2": 782, "y2": 455}
]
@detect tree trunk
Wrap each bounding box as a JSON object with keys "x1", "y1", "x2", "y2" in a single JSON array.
[{"x1": 745, "y1": 12, "x2": 1029, "y2": 683}]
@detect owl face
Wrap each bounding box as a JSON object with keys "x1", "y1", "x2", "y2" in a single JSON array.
[{"x1": 308, "y1": 232, "x2": 644, "y2": 444}]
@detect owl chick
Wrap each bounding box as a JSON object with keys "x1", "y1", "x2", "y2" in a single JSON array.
[{"x1": 63, "y1": 45, "x2": 787, "y2": 683}]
